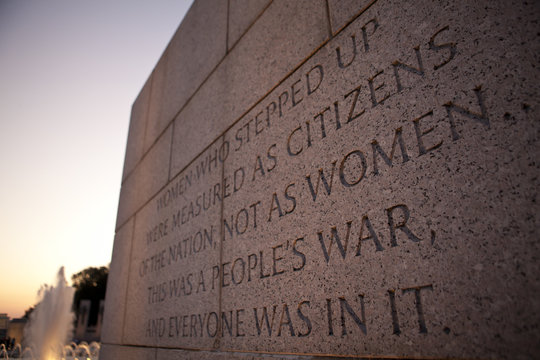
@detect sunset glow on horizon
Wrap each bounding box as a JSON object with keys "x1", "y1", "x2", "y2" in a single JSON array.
[{"x1": 0, "y1": 0, "x2": 193, "y2": 319}]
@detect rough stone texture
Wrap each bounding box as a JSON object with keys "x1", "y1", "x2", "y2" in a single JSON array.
[
  {"x1": 228, "y1": 0, "x2": 271, "y2": 50},
  {"x1": 157, "y1": 348, "x2": 347, "y2": 359},
  {"x1": 101, "y1": 219, "x2": 133, "y2": 344},
  {"x1": 116, "y1": 126, "x2": 172, "y2": 229},
  {"x1": 327, "y1": 0, "x2": 374, "y2": 35},
  {"x1": 122, "y1": 139, "x2": 225, "y2": 349},
  {"x1": 99, "y1": 344, "x2": 156, "y2": 359},
  {"x1": 143, "y1": 55, "x2": 168, "y2": 155},
  {"x1": 145, "y1": 0, "x2": 228, "y2": 153},
  {"x1": 170, "y1": 0, "x2": 329, "y2": 176},
  {"x1": 122, "y1": 76, "x2": 151, "y2": 181},
  {"x1": 102, "y1": 0, "x2": 540, "y2": 359}
]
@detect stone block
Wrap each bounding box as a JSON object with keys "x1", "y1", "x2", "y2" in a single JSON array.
[
  {"x1": 103, "y1": 0, "x2": 539, "y2": 359},
  {"x1": 327, "y1": 0, "x2": 374, "y2": 35},
  {"x1": 143, "y1": 55, "x2": 168, "y2": 154},
  {"x1": 217, "y1": 0, "x2": 538, "y2": 357},
  {"x1": 145, "y1": 0, "x2": 228, "y2": 153},
  {"x1": 122, "y1": 140, "x2": 225, "y2": 348},
  {"x1": 170, "y1": 0, "x2": 329, "y2": 176},
  {"x1": 156, "y1": 348, "x2": 323, "y2": 359},
  {"x1": 157, "y1": 348, "x2": 236, "y2": 360},
  {"x1": 101, "y1": 219, "x2": 133, "y2": 344},
  {"x1": 123, "y1": 76, "x2": 152, "y2": 181},
  {"x1": 116, "y1": 126, "x2": 172, "y2": 230},
  {"x1": 228, "y1": 0, "x2": 271, "y2": 50},
  {"x1": 99, "y1": 344, "x2": 155, "y2": 360}
]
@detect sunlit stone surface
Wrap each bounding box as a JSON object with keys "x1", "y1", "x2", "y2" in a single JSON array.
[{"x1": 102, "y1": 0, "x2": 540, "y2": 359}]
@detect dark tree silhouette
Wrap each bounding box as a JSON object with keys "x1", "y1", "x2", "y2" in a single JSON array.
[
  {"x1": 71, "y1": 266, "x2": 108, "y2": 326},
  {"x1": 23, "y1": 306, "x2": 34, "y2": 319}
]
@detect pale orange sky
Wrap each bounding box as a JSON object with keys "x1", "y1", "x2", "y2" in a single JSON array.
[{"x1": 0, "y1": 0, "x2": 193, "y2": 319}]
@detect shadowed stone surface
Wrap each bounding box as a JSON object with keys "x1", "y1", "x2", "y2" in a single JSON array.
[
  {"x1": 101, "y1": 219, "x2": 134, "y2": 344},
  {"x1": 102, "y1": 0, "x2": 540, "y2": 359},
  {"x1": 122, "y1": 139, "x2": 224, "y2": 349},
  {"x1": 116, "y1": 126, "x2": 172, "y2": 229},
  {"x1": 145, "y1": 0, "x2": 228, "y2": 153},
  {"x1": 100, "y1": 344, "x2": 155, "y2": 359},
  {"x1": 122, "y1": 76, "x2": 151, "y2": 181}
]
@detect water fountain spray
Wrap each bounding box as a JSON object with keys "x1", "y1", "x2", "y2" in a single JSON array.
[{"x1": 24, "y1": 267, "x2": 75, "y2": 360}]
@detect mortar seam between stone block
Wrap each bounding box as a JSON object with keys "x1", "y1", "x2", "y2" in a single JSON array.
[
  {"x1": 121, "y1": 66, "x2": 158, "y2": 185},
  {"x1": 227, "y1": 0, "x2": 274, "y2": 52},
  {"x1": 217, "y1": 134, "x2": 226, "y2": 350},
  {"x1": 119, "y1": 0, "x2": 290, "y2": 188},
  {"x1": 325, "y1": 0, "x2": 334, "y2": 39},
  {"x1": 102, "y1": 343, "x2": 489, "y2": 360},
  {"x1": 120, "y1": 0, "x2": 283, "y2": 186},
  {"x1": 121, "y1": 72, "x2": 154, "y2": 185},
  {"x1": 167, "y1": 39, "x2": 332, "y2": 180},
  {"x1": 332, "y1": 0, "x2": 379, "y2": 36},
  {"x1": 123, "y1": 0, "x2": 275, "y2": 174},
  {"x1": 141, "y1": 69, "x2": 154, "y2": 161},
  {"x1": 218, "y1": 348, "x2": 484, "y2": 359},
  {"x1": 115, "y1": 38, "x2": 329, "y2": 232},
  {"x1": 168, "y1": 0, "x2": 383, "y2": 178},
  {"x1": 122, "y1": 56, "x2": 227, "y2": 188},
  {"x1": 167, "y1": 120, "x2": 175, "y2": 182},
  {"x1": 121, "y1": 119, "x2": 174, "y2": 192},
  {"x1": 120, "y1": 216, "x2": 136, "y2": 345},
  {"x1": 120, "y1": 6, "x2": 223, "y2": 184},
  {"x1": 114, "y1": 34, "x2": 323, "y2": 232},
  {"x1": 226, "y1": 0, "x2": 230, "y2": 52},
  {"x1": 115, "y1": 0, "x2": 378, "y2": 232}
]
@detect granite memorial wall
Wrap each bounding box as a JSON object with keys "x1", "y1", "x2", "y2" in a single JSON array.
[{"x1": 100, "y1": 0, "x2": 539, "y2": 359}]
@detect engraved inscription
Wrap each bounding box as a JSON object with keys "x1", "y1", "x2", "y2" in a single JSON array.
[{"x1": 122, "y1": 1, "x2": 535, "y2": 356}]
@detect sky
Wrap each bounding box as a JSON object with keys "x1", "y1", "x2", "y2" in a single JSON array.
[{"x1": 0, "y1": 0, "x2": 193, "y2": 319}]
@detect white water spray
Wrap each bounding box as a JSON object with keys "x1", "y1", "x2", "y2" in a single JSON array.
[{"x1": 24, "y1": 267, "x2": 75, "y2": 360}]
